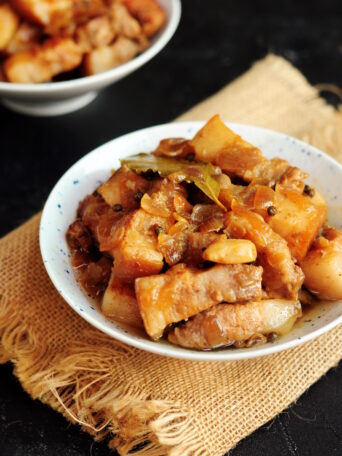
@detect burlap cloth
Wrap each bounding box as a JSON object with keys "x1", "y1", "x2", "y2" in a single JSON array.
[{"x1": 1, "y1": 54, "x2": 342, "y2": 456}]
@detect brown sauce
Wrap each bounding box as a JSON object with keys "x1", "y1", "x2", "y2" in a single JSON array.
[{"x1": 70, "y1": 248, "x2": 112, "y2": 298}]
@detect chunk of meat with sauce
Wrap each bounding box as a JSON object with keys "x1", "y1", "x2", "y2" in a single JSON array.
[
  {"x1": 168, "y1": 299, "x2": 302, "y2": 350},
  {"x1": 219, "y1": 181, "x2": 276, "y2": 215},
  {"x1": 80, "y1": 176, "x2": 188, "y2": 281},
  {"x1": 190, "y1": 203, "x2": 225, "y2": 231},
  {"x1": 224, "y1": 205, "x2": 304, "y2": 299},
  {"x1": 0, "y1": 4, "x2": 19, "y2": 51},
  {"x1": 245, "y1": 159, "x2": 307, "y2": 186},
  {"x1": 75, "y1": 16, "x2": 115, "y2": 52},
  {"x1": 12, "y1": 0, "x2": 106, "y2": 32},
  {"x1": 72, "y1": 0, "x2": 107, "y2": 25},
  {"x1": 219, "y1": 181, "x2": 327, "y2": 262},
  {"x1": 102, "y1": 208, "x2": 172, "y2": 282},
  {"x1": 153, "y1": 202, "x2": 223, "y2": 267},
  {"x1": 190, "y1": 115, "x2": 307, "y2": 185},
  {"x1": 83, "y1": 36, "x2": 144, "y2": 75},
  {"x1": 77, "y1": 194, "x2": 122, "y2": 248},
  {"x1": 144, "y1": 177, "x2": 190, "y2": 219},
  {"x1": 156, "y1": 205, "x2": 223, "y2": 267},
  {"x1": 100, "y1": 173, "x2": 190, "y2": 281},
  {"x1": 66, "y1": 221, "x2": 113, "y2": 298},
  {"x1": 13, "y1": 0, "x2": 69, "y2": 26},
  {"x1": 109, "y1": 1, "x2": 142, "y2": 39},
  {"x1": 183, "y1": 232, "x2": 220, "y2": 265},
  {"x1": 97, "y1": 165, "x2": 149, "y2": 211},
  {"x1": 66, "y1": 219, "x2": 94, "y2": 252},
  {"x1": 4, "y1": 37, "x2": 82, "y2": 83},
  {"x1": 5, "y1": 22, "x2": 41, "y2": 54},
  {"x1": 135, "y1": 263, "x2": 263, "y2": 339},
  {"x1": 66, "y1": 215, "x2": 114, "y2": 298},
  {"x1": 144, "y1": 190, "x2": 223, "y2": 266},
  {"x1": 157, "y1": 227, "x2": 189, "y2": 266},
  {"x1": 122, "y1": 0, "x2": 166, "y2": 37},
  {"x1": 153, "y1": 138, "x2": 194, "y2": 159},
  {"x1": 73, "y1": 254, "x2": 112, "y2": 298},
  {"x1": 102, "y1": 272, "x2": 143, "y2": 328}
]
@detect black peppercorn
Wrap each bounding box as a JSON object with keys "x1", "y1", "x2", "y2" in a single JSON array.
[
  {"x1": 303, "y1": 184, "x2": 315, "y2": 197},
  {"x1": 153, "y1": 224, "x2": 164, "y2": 236},
  {"x1": 134, "y1": 190, "x2": 144, "y2": 202},
  {"x1": 185, "y1": 152, "x2": 195, "y2": 161},
  {"x1": 267, "y1": 205, "x2": 277, "y2": 216},
  {"x1": 112, "y1": 203, "x2": 123, "y2": 212},
  {"x1": 267, "y1": 332, "x2": 278, "y2": 343}
]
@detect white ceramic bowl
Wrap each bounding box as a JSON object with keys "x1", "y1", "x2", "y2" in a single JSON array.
[
  {"x1": 0, "y1": 0, "x2": 181, "y2": 117},
  {"x1": 40, "y1": 122, "x2": 342, "y2": 361}
]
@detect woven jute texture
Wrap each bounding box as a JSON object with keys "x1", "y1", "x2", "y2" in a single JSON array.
[{"x1": 1, "y1": 54, "x2": 342, "y2": 456}]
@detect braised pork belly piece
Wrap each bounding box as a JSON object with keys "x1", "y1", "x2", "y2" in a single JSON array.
[
  {"x1": 219, "y1": 180, "x2": 328, "y2": 262},
  {"x1": 4, "y1": 37, "x2": 82, "y2": 83},
  {"x1": 224, "y1": 205, "x2": 304, "y2": 299},
  {"x1": 189, "y1": 115, "x2": 307, "y2": 186},
  {"x1": 135, "y1": 263, "x2": 263, "y2": 340},
  {"x1": 97, "y1": 165, "x2": 150, "y2": 211},
  {"x1": 168, "y1": 299, "x2": 301, "y2": 350},
  {"x1": 103, "y1": 208, "x2": 168, "y2": 281}
]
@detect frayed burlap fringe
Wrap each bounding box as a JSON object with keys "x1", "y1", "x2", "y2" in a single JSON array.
[
  {"x1": 0, "y1": 283, "x2": 204, "y2": 456},
  {"x1": 1, "y1": 54, "x2": 342, "y2": 456}
]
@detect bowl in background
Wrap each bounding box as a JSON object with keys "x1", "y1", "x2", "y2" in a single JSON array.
[{"x1": 0, "y1": 0, "x2": 181, "y2": 117}]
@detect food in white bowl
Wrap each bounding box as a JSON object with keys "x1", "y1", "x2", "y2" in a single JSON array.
[
  {"x1": 1, "y1": 0, "x2": 166, "y2": 82},
  {"x1": 40, "y1": 118, "x2": 342, "y2": 361},
  {"x1": 0, "y1": 0, "x2": 180, "y2": 115}
]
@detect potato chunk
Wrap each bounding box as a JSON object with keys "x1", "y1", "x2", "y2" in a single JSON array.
[
  {"x1": 102, "y1": 273, "x2": 143, "y2": 328},
  {"x1": 0, "y1": 4, "x2": 19, "y2": 51},
  {"x1": 135, "y1": 263, "x2": 263, "y2": 339},
  {"x1": 300, "y1": 227, "x2": 342, "y2": 300},
  {"x1": 97, "y1": 165, "x2": 149, "y2": 211},
  {"x1": 5, "y1": 22, "x2": 41, "y2": 54},
  {"x1": 268, "y1": 184, "x2": 328, "y2": 262},
  {"x1": 203, "y1": 235, "x2": 257, "y2": 264},
  {"x1": 168, "y1": 299, "x2": 302, "y2": 350}
]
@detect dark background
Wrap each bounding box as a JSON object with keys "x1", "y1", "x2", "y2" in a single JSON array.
[{"x1": 1, "y1": 0, "x2": 342, "y2": 454}]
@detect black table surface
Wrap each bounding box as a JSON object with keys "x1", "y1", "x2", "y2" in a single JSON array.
[{"x1": 1, "y1": 1, "x2": 342, "y2": 455}]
